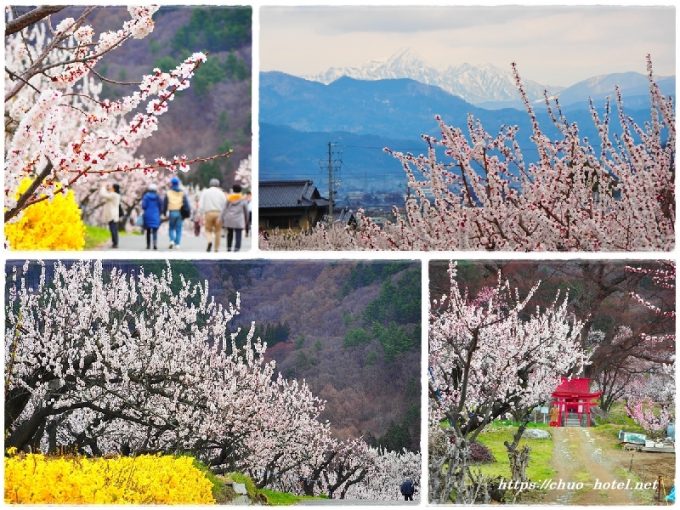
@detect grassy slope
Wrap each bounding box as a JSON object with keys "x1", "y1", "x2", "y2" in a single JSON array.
[
  {"x1": 84, "y1": 225, "x2": 142, "y2": 250},
  {"x1": 84, "y1": 225, "x2": 111, "y2": 249},
  {"x1": 594, "y1": 402, "x2": 646, "y2": 441},
  {"x1": 474, "y1": 424, "x2": 555, "y2": 482},
  {"x1": 260, "y1": 489, "x2": 328, "y2": 506}
]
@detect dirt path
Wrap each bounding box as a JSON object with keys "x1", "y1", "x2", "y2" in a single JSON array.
[{"x1": 547, "y1": 427, "x2": 638, "y2": 505}]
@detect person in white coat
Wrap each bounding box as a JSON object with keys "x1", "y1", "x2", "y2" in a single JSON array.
[
  {"x1": 198, "y1": 178, "x2": 227, "y2": 252},
  {"x1": 100, "y1": 183, "x2": 121, "y2": 248}
]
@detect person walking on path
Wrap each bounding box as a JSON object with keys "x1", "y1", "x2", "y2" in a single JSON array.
[
  {"x1": 163, "y1": 176, "x2": 190, "y2": 250},
  {"x1": 198, "y1": 178, "x2": 227, "y2": 252},
  {"x1": 221, "y1": 184, "x2": 249, "y2": 252},
  {"x1": 192, "y1": 193, "x2": 202, "y2": 237},
  {"x1": 142, "y1": 183, "x2": 162, "y2": 250},
  {"x1": 244, "y1": 190, "x2": 253, "y2": 237},
  {"x1": 100, "y1": 182, "x2": 121, "y2": 248},
  {"x1": 400, "y1": 478, "x2": 416, "y2": 501}
]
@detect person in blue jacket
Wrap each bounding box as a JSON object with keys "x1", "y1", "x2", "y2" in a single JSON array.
[
  {"x1": 142, "y1": 183, "x2": 162, "y2": 250},
  {"x1": 400, "y1": 478, "x2": 416, "y2": 501}
]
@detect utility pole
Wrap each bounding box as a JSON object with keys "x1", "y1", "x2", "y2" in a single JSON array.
[
  {"x1": 328, "y1": 141, "x2": 334, "y2": 223},
  {"x1": 322, "y1": 142, "x2": 341, "y2": 224}
]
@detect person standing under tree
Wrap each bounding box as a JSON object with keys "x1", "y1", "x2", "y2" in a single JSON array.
[
  {"x1": 164, "y1": 176, "x2": 190, "y2": 250},
  {"x1": 142, "y1": 183, "x2": 162, "y2": 250},
  {"x1": 221, "y1": 184, "x2": 249, "y2": 252},
  {"x1": 100, "y1": 182, "x2": 121, "y2": 249},
  {"x1": 400, "y1": 477, "x2": 416, "y2": 501},
  {"x1": 198, "y1": 178, "x2": 227, "y2": 252}
]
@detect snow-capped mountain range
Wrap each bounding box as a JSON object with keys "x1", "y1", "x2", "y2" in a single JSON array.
[{"x1": 306, "y1": 49, "x2": 563, "y2": 106}]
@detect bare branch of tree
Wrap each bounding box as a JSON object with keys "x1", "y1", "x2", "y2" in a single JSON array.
[
  {"x1": 5, "y1": 67, "x2": 41, "y2": 94},
  {"x1": 5, "y1": 6, "x2": 65, "y2": 37},
  {"x1": 4, "y1": 159, "x2": 54, "y2": 222},
  {"x1": 5, "y1": 7, "x2": 96, "y2": 102}
]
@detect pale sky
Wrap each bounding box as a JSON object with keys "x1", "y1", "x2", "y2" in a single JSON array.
[{"x1": 260, "y1": 6, "x2": 676, "y2": 86}]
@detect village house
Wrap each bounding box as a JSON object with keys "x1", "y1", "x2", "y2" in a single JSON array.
[{"x1": 259, "y1": 180, "x2": 329, "y2": 231}]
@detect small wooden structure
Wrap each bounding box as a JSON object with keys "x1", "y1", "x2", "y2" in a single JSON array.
[{"x1": 550, "y1": 377, "x2": 601, "y2": 427}]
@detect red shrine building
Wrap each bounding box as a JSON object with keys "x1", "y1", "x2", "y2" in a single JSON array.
[{"x1": 549, "y1": 377, "x2": 601, "y2": 427}]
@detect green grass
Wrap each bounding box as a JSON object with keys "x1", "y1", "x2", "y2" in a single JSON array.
[
  {"x1": 597, "y1": 402, "x2": 643, "y2": 427},
  {"x1": 475, "y1": 424, "x2": 555, "y2": 483},
  {"x1": 260, "y1": 489, "x2": 328, "y2": 506},
  {"x1": 593, "y1": 402, "x2": 646, "y2": 443},
  {"x1": 173, "y1": 464, "x2": 329, "y2": 506},
  {"x1": 190, "y1": 458, "x2": 231, "y2": 503},
  {"x1": 84, "y1": 224, "x2": 111, "y2": 249},
  {"x1": 496, "y1": 420, "x2": 549, "y2": 429},
  {"x1": 226, "y1": 472, "x2": 258, "y2": 501},
  {"x1": 594, "y1": 423, "x2": 645, "y2": 444}
]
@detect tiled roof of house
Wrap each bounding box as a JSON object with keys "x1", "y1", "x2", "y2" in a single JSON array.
[
  {"x1": 334, "y1": 208, "x2": 356, "y2": 225},
  {"x1": 260, "y1": 180, "x2": 329, "y2": 208}
]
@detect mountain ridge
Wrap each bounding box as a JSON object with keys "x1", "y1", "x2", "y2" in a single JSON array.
[
  {"x1": 299, "y1": 49, "x2": 674, "y2": 109},
  {"x1": 305, "y1": 49, "x2": 559, "y2": 105}
]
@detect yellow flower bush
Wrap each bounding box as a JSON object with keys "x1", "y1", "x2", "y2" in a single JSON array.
[
  {"x1": 4, "y1": 453, "x2": 216, "y2": 504},
  {"x1": 5, "y1": 177, "x2": 86, "y2": 250}
]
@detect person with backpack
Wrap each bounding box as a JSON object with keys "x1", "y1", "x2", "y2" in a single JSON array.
[
  {"x1": 221, "y1": 184, "x2": 249, "y2": 252},
  {"x1": 400, "y1": 477, "x2": 416, "y2": 501},
  {"x1": 163, "y1": 176, "x2": 190, "y2": 250},
  {"x1": 100, "y1": 182, "x2": 121, "y2": 249},
  {"x1": 142, "y1": 183, "x2": 162, "y2": 250}
]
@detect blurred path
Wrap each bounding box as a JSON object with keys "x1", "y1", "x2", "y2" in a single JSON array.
[
  {"x1": 95, "y1": 223, "x2": 253, "y2": 252},
  {"x1": 298, "y1": 500, "x2": 414, "y2": 505}
]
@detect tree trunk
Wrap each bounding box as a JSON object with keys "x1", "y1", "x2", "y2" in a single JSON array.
[
  {"x1": 429, "y1": 428, "x2": 479, "y2": 503},
  {"x1": 504, "y1": 419, "x2": 531, "y2": 501},
  {"x1": 507, "y1": 444, "x2": 530, "y2": 484},
  {"x1": 302, "y1": 479, "x2": 316, "y2": 497},
  {"x1": 47, "y1": 421, "x2": 58, "y2": 454}
]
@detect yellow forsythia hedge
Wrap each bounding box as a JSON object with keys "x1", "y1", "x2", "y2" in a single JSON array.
[
  {"x1": 4, "y1": 452, "x2": 216, "y2": 504},
  {"x1": 5, "y1": 177, "x2": 86, "y2": 250}
]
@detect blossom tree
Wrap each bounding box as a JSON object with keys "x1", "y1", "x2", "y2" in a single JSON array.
[
  {"x1": 5, "y1": 260, "x2": 418, "y2": 501},
  {"x1": 365, "y1": 56, "x2": 674, "y2": 251},
  {"x1": 263, "y1": 57, "x2": 674, "y2": 251},
  {"x1": 270, "y1": 442, "x2": 421, "y2": 501},
  {"x1": 234, "y1": 154, "x2": 252, "y2": 189},
  {"x1": 5, "y1": 9, "x2": 153, "y2": 225},
  {"x1": 344, "y1": 447, "x2": 421, "y2": 501},
  {"x1": 4, "y1": 7, "x2": 230, "y2": 227},
  {"x1": 623, "y1": 262, "x2": 675, "y2": 435},
  {"x1": 5, "y1": 261, "x2": 316, "y2": 466},
  {"x1": 626, "y1": 393, "x2": 673, "y2": 439},
  {"x1": 429, "y1": 262, "x2": 588, "y2": 503}
]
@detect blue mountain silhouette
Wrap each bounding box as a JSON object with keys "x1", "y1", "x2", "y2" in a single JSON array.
[{"x1": 260, "y1": 71, "x2": 673, "y2": 197}]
